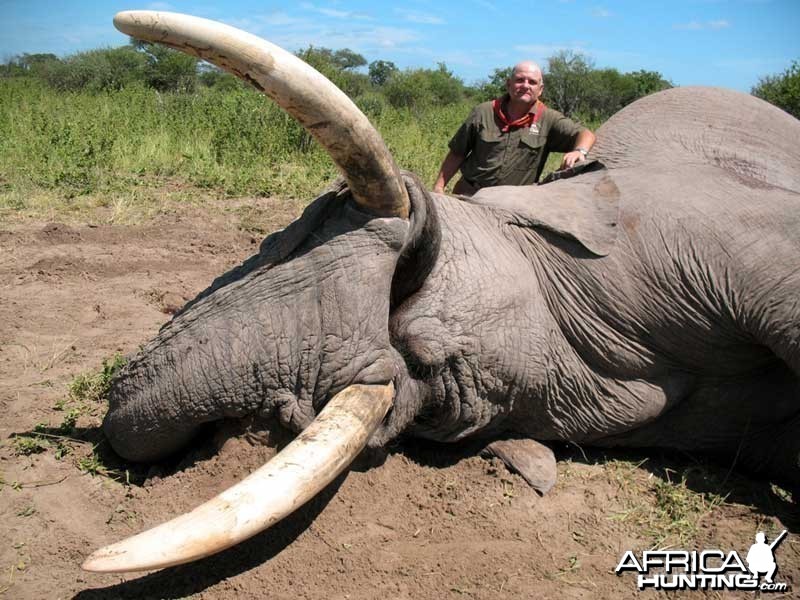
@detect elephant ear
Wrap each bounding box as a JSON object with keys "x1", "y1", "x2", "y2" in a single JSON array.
[{"x1": 469, "y1": 166, "x2": 620, "y2": 256}]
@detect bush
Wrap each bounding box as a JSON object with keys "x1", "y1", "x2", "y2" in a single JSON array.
[
  {"x1": 368, "y1": 60, "x2": 398, "y2": 87},
  {"x1": 199, "y1": 65, "x2": 246, "y2": 91},
  {"x1": 133, "y1": 41, "x2": 198, "y2": 93},
  {"x1": 295, "y1": 46, "x2": 370, "y2": 98},
  {"x1": 0, "y1": 53, "x2": 60, "y2": 78},
  {"x1": 752, "y1": 61, "x2": 800, "y2": 118},
  {"x1": 383, "y1": 63, "x2": 464, "y2": 109},
  {"x1": 43, "y1": 47, "x2": 148, "y2": 92},
  {"x1": 470, "y1": 67, "x2": 512, "y2": 102}
]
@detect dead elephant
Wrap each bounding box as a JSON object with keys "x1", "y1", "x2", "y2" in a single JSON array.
[{"x1": 84, "y1": 11, "x2": 800, "y2": 573}]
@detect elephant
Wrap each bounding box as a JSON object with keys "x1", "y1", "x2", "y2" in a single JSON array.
[{"x1": 83, "y1": 11, "x2": 800, "y2": 574}]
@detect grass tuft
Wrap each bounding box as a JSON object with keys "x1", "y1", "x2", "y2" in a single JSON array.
[{"x1": 68, "y1": 353, "x2": 126, "y2": 404}]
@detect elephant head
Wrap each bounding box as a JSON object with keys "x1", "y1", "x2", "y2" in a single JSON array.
[{"x1": 83, "y1": 10, "x2": 438, "y2": 573}]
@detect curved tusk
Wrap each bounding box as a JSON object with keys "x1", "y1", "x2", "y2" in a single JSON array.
[
  {"x1": 113, "y1": 10, "x2": 409, "y2": 219},
  {"x1": 83, "y1": 383, "x2": 393, "y2": 573}
]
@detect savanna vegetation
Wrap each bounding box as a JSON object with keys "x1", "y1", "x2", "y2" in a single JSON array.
[
  {"x1": 4, "y1": 41, "x2": 791, "y2": 221},
  {"x1": 752, "y1": 60, "x2": 800, "y2": 119}
]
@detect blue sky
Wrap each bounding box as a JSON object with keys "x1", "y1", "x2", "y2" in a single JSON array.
[{"x1": 1, "y1": 1, "x2": 798, "y2": 92}]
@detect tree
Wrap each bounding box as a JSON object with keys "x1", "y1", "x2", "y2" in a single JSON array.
[
  {"x1": 471, "y1": 66, "x2": 512, "y2": 101},
  {"x1": 198, "y1": 64, "x2": 244, "y2": 91},
  {"x1": 42, "y1": 46, "x2": 148, "y2": 92},
  {"x1": 752, "y1": 61, "x2": 800, "y2": 119},
  {"x1": 1, "y1": 53, "x2": 60, "y2": 78},
  {"x1": 543, "y1": 50, "x2": 594, "y2": 117},
  {"x1": 295, "y1": 46, "x2": 369, "y2": 97},
  {"x1": 383, "y1": 63, "x2": 464, "y2": 109},
  {"x1": 368, "y1": 60, "x2": 398, "y2": 86},
  {"x1": 132, "y1": 40, "x2": 198, "y2": 93},
  {"x1": 332, "y1": 48, "x2": 367, "y2": 71},
  {"x1": 628, "y1": 69, "x2": 672, "y2": 99}
]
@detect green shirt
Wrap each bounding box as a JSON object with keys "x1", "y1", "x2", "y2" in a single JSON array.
[{"x1": 449, "y1": 99, "x2": 584, "y2": 187}]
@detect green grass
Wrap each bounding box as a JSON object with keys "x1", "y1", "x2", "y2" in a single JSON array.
[
  {"x1": 9, "y1": 355, "x2": 128, "y2": 486},
  {"x1": 0, "y1": 77, "x2": 586, "y2": 221},
  {"x1": 603, "y1": 459, "x2": 728, "y2": 548},
  {"x1": 68, "y1": 353, "x2": 126, "y2": 404},
  {"x1": 12, "y1": 436, "x2": 50, "y2": 456}
]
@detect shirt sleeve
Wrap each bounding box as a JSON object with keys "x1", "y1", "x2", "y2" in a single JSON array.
[
  {"x1": 448, "y1": 108, "x2": 480, "y2": 156},
  {"x1": 545, "y1": 109, "x2": 585, "y2": 152}
]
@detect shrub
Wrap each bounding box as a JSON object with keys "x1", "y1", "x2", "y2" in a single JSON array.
[
  {"x1": 752, "y1": 60, "x2": 800, "y2": 118},
  {"x1": 383, "y1": 64, "x2": 464, "y2": 109},
  {"x1": 368, "y1": 60, "x2": 398, "y2": 87},
  {"x1": 43, "y1": 46, "x2": 148, "y2": 92}
]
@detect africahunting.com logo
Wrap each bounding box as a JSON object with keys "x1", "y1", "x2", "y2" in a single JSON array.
[{"x1": 615, "y1": 530, "x2": 790, "y2": 592}]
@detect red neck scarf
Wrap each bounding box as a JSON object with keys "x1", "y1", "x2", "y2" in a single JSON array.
[{"x1": 492, "y1": 96, "x2": 545, "y2": 133}]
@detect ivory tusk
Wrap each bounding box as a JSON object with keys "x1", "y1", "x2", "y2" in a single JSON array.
[
  {"x1": 83, "y1": 383, "x2": 393, "y2": 573},
  {"x1": 112, "y1": 11, "x2": 409, "y2": 219}
]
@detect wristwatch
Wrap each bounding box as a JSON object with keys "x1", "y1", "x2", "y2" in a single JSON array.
[{"x1": 576, "y1": 147, "x2": 589, "y2": 157}]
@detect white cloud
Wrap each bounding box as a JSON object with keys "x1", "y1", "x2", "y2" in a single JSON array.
[
  {"x1": 674, "y1": 20, "x2": 731, "y2": 30},
  {"x1": 394, "y1": 9, "x2": 445, "y2": 25},
  {"x1": 471, "y1": 0, "x2": 499, "y2": 13},
  {"x1": 300, "y1": 2, "x2": 372, "y2": 21},
  {"x1": 674, "y1": 21, "x2": 704, "y2": 30},
  {"x1": 514, "y1": 43, "x2": 589, "y2": 58},
  {"x1": 592, "y1": 7, "x2": 613, "y2": 18}
]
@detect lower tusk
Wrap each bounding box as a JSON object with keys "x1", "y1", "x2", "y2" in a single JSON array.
[{"x1": 82, "y1": 383, "x2": 394, "y2": 573}]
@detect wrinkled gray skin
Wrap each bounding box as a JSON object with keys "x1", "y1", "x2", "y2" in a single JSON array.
[{"x1": 105, "y1": 87, "x2": 800, "y2": 490}]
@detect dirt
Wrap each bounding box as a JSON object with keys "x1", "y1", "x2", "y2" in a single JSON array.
[{"x1": 0, "y1": 198, "x2": 797, "y2": 600}]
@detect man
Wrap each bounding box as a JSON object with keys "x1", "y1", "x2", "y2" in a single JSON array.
[{"x1": 433, "y1": 61, "x2": 595, "y2": 196}]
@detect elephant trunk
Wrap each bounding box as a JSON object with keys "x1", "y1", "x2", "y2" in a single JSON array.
[{"x1": 103, "y1": 285, "x2": 301, "y2": 462}]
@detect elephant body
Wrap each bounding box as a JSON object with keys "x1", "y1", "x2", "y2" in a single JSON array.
[{"x1": 105, "y1": 86, "x2": 800, "y2": 489}]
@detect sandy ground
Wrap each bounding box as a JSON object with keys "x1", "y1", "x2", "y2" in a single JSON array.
[{"x1": 0, "y1": 197, "x2": 797, "y2": 599}]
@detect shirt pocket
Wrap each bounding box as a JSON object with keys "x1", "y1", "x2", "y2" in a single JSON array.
[
  {"x1": 473, "y1": 128, "x2": 504, "y2": 166},
  {"x1": 511, "y1": 132, "x2": 546, "y2": 173},
  {"x1": 519, "y1": 132, "x2": 545, "y2": 154}
]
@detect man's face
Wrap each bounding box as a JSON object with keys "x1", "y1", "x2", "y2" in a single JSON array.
[{"x1": 506, "y1": 66, "x2": 543, "y2": 105}]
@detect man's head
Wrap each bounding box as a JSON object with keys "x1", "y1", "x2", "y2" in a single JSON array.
[{"x1": 506, "y1": 61, "x2": 544, "y2": 107}]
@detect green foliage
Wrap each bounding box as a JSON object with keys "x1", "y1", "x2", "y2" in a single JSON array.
[
  {"x1": 13, "y1": 436, "x2": 49, "y2": 456},
  {"x1": 471, "y1": 67, "x2": 512, "y2": 102},
  {"x1": 0, "y1": 53, "x2": 60, "y2": 78},
  {"x1": 355, "y1": 91, "x2": 388, "y2": 117},
  {"x1": 752, "y1": 60, "x2": 800, "y2": 118},
  {"x1": 368, "y1": 60, "x2": 398, "y2": 86},
  {"x1": 198, "y1": 65, "x2": 245, "y2": 91},
  {"x1": 331, "y1": 48, "x2": 367, "y2": 71},
  {"x1": 133, "y1": 40, "x2": 198, "y2": 93},
  {"x1": 536, "y1": 51, "x2": 672, "y2": 121},
  {"x1": 42, "y1": 46, "x2": 148, "y2": 92},
  {"x1": 297, "y1": 46, "x2": 367, "y2": 71},
  {"x1": 383, "y1": 63, "x2": 465, "y2": 109},
  {"x1": 68, "y1": 353, "x2": 126, "y2": 404},
  {"x1": 544, "y1": 50, "x2": 595, "y2": 117},
  {"x1": 295, "y1": 46, "x2": 370, "y2": 98}
]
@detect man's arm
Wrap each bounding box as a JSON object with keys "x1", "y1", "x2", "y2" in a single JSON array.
[
  {"x1": 433, "y1": 149, "x2": 466, "y2": 193},
  {"x1": 560, "y1": 129, "x2": 596, "y2": 169},
  {"x1": 560, "y1": 129, "x2": 596, "y2": 168}
]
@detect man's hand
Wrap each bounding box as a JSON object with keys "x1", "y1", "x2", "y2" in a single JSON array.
[{"x1": 560, "y1": 149, "x2": 588, "y2": 169}]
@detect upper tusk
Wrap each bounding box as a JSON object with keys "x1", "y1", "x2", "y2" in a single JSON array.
[
  {"x1": 82, "y1": 383, "x2": 394, "y2": 573},
  {"x1": 112, "y1": 10, "x2": 409, "y2": 219}
]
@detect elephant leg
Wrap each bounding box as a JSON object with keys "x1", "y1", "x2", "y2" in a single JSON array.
[{"x1": 745, "y1": 267, "x2": 800, "y2": 379}]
